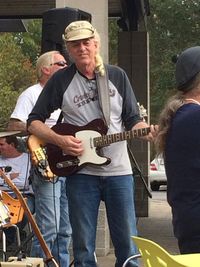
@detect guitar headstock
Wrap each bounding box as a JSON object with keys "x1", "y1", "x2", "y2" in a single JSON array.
[{"x1": 137, "y1": 102, "x2": 148, "y2": 122}]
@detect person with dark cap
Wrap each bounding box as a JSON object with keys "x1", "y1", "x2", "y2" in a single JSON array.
[
  {"x1": 155, "y1": 46, "x2": 200, "y2": 254},
  {"x1": 27, "y1": 20, "x2": 155, "y2": 267}
]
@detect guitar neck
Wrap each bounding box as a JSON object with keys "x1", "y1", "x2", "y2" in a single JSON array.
[{"x1": 94, "y1": 127, "x2": 150, "y2": 147}]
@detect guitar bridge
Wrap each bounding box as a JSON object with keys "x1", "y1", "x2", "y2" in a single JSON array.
[
  {"x1": 56, "y1": 159, "x2": 80, "y2": 168},
  {"x1": 38, "y1": 159, "x2": 48, "y2": 169}
]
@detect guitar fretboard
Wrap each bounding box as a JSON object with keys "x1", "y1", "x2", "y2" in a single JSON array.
[{"x1": 93, "y1": 127, "x2": 150, "y2": 147}]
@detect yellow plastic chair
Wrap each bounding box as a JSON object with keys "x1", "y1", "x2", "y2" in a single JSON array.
[
  {"x1": 0, "y1": 191, "x2": 26, "y2": 261},
  {"x1": 122, "y1": 236, "x2": 200, "y2": 267}
]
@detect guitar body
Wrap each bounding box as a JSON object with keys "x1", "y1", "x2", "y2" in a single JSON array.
[
  {"x1": 27, "y1": 135, "x2": 55, "y2": 180},
  {"x1": 28, "y1": 118, "x2": 149, "y2": 177},
  {"x1": 46, "y1": 119, "x2": 110, "y2": 176}
]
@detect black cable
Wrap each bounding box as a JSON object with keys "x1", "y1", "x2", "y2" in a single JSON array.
[
  {"x1": 13, "y1": 231, "x2": 34, "y2": 256},
  {"x1": 128, "y1": 145, "x2": 152, "y2": 199},
  {"x1": 127, "y1": 144, "x2": 152, "y2": 228},
  {"x1": 69, "y1": 259, "x2": 74, "y2": 267},
  {"x1": 52, "y1": 178, "x2": 61, "y2": 267}
]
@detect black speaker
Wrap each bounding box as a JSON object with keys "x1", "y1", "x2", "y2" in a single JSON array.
[{"x1": 41, "y1": 7, "x2": 92, "y2": 59}]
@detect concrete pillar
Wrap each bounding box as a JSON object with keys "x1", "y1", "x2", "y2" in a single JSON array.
[{"x1": 118, "y1": 31, "x2": 150, "y2": 217}]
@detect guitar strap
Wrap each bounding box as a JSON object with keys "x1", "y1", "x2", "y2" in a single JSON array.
[
  {"x1": 95, "y1": 67, "x2": 110, "y2": 128},
  {"x1": 57, "y1": 110, "x2": 63, "y2": 124}
]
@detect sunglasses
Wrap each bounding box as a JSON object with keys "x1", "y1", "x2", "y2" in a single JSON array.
[{"x1": 51, "y1": 61, "x2": 67, "y2": 67}]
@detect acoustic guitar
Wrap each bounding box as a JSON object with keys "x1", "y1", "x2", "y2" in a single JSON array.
[{"x1": 0, "y1": 169, "x2": 59, "y2": 267}]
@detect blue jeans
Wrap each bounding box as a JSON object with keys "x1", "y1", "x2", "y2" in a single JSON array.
[
  {"x1": 66, "y1": 174, "x2": 138, "y2": 267},
  {"x1": 31, "y1": 173, "x2": 72, "y2": 267},
  {"x1": 19, "y1": 193, "x2": 35, "y2": 229}
]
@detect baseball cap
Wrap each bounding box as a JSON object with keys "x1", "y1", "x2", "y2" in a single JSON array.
[
  {"x1": 176, "y1": 46, "x2": 200, "y2": 90},
  {"x1": 63, "y1": 20, "x2": 96, "y2": 42}
]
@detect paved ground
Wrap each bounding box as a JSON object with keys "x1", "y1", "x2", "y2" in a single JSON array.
[{"x1": 96, "y1": 188, "x2": 179, "y2": 266}]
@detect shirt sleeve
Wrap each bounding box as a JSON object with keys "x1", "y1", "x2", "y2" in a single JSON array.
[
  {"x1": 107, "y1": 65, "x2": 142, "y2": 130},
  {"x1": 10, "y1": 92, "x2": 35, "y2": 123}
]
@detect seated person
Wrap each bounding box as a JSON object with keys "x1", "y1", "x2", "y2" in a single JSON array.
[{"x1": 0, "y1": 135, "x2": 34, "y2": 245}]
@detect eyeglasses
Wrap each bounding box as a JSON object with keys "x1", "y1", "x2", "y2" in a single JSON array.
[{"x1": 51, "y1": 61, "x2": 67, "y2": 67}]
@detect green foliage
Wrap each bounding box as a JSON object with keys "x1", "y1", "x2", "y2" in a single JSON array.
[
  {"x1": 148, "y1": 0, "x2": 200, "y2": 123},
  {"x1": 0, "y1": 86, "x2": 21, "y2": 130},
  {"x1": 13, "y1": 19, "x2": 42, "y2": 65},
  {"x1": 0, "y1": 33, "x2": 36, "y2": 130},
  {"x1": 0, "y1": 19, "x2": 42, "y2": 129}
]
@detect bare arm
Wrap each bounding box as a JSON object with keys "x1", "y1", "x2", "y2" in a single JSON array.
[
  {"x1": 7, "y1": 119, "x2": 27, "y2": 132},
  {"x1": 28, "y1": 120, "x2": 84, "y2": 156}
]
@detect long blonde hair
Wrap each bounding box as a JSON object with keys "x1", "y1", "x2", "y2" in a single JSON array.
[{"x1": 93, "y1": 31, "x2": 105, "y2": 76}]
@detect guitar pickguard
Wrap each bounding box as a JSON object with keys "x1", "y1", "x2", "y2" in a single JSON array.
[{"x1": 76, "y1": 130, "x2": 108, "y2": 166}]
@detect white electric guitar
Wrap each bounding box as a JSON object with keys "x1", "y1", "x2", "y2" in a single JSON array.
[{"x1": 45, "y1": 118, "x2": 150, "y2": 176}]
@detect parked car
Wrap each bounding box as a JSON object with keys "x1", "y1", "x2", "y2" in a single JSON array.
[{"x1": 150, "y1": 156, "x2": 167, "y2": 191}]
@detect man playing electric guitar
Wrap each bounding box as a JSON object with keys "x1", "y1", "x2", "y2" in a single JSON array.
[
  {"x1": 27, "y1": 21, "x2": 155, "y2": 267},
  {"x1": 8, "y1": 51, "x2": 72, "y2": 267}
]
